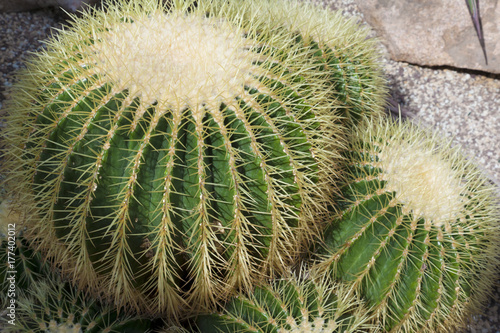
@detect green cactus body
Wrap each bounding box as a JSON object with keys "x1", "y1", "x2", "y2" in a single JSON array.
[
  {"x1": 0, "y1": 0, "x2": 389, "y2": 319},
  {"x1": 2, "y1": 278, "x2": 153, "y2": 333},
  {"x1": 0, "y1": 196, "x2": 50, "y2": 298},
  {"x1": 0, "y1": 232, "x2": 153, "y2": 332},
  {"x1": 195, "y1": 271, "x2": 377, "y2": 333},
  {"x1": 314, "y1": 118, "x2": 500, "y2": 332}
]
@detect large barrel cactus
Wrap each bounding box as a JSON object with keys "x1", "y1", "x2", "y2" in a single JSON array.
[
  {"x1": 313, "y1": 118, "x2": 500, "y2": 332},
  {"x1": 0, "y1": 234, "x2": 153, "y2": 332},
  {"x1": 195, "y1": 269, "x2": 378, "y2": 333},
  {"x1": 0, "y1": 0, "x2": 386, "y2": 319}
]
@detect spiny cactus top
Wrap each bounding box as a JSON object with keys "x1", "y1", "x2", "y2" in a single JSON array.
[
  {"x1": 314, "y1": 118, "x2": 500, "y2": 333},
  {"x1": 195, "y1": 269, "x2": 378, "y2": 333},
  {"x1": 0, "y1": 0, "x2": 387, "y2": 319},
  {"x1": 236, "y1": 0, "x2": 388, "y2": 125}
]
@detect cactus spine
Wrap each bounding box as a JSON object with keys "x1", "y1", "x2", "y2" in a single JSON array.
[
  {"x1": 195, "y1": 269, "x2": 378, "y2": 333},
  {"x1": 313, "y1": 117, "x2": 500, "y2": 332},
  {"x1": 0, "y1": 0, "x2": 390, "y2": 319},
  {"x1": 0, "y1": 235, "x2": 50, "y2": 299}
]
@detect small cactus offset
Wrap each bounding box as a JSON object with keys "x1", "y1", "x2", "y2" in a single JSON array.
[
  {"x1": 313, "y1": 117, "x2": 500, "y2": 332},
  {"x1": 195, "y1": 269, "x2": 378, "y2": 333},
  {"x1": 0, "y1": 0, "x2": 387, "y2": 319},
  {"x1": 2, "y1": 277, "x2": 153, "y2": 333},
  {"x1": 0, "y1": 234, "x2": 50, "y2": 299},
  {"x1": 0, "y1": 231, "x2": 154, "y2": 332}
]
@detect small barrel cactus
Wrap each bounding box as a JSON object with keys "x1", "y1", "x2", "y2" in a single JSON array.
[
  {"x1": 195, "y1": 269, "x2": 378, "y2": 333},
  {"x1": 1, "y1": 0, "x2": 386, "y2": 319},
  {"x1": 313, "y1": 117, "x2": 500, "y2": 332},
  {"x1": 0, "y1": 233, "x2": 154, "y2": 332},
  {"x1": 2, "y1": 277, "x2": 153, "y2": 332}
]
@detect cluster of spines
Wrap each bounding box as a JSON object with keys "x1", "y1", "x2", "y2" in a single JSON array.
[
  {"x1": 195, "y1": 269, "x2": 377, "y2": 333},
  {"x1": 234, "y1": 0, "x2": 388, "y2": 125},
  {"x1": 313, "y1": 118, "x2": 500, "y2": 332},
  {"x1": 0, "y1": 236, "x2": 50, "y2": 302},
  {"x1": 0, "y1": 232, "x2": 154, "y2": 333},
  {"x1": 5, "y1": 278, "x2": 153, "y2": 333}
]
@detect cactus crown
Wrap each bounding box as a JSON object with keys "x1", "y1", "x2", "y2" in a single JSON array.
[
  {"x1": 373, "y1": 122, "x2": 469, "y2": 228},
  {"x1": 91, "y1": 7, "x2": 256, "y2": 110},
  {"x1": 354, "y1": 118, "x2": 497, "y2": 232}
]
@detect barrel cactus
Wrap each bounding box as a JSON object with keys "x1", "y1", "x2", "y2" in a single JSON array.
[
  {"x1": 195, "y1": 269, "x2": 378, "y2": 333},
  {"x1": 313, "y1": 118, "x2": 500, "y2": 332},
  {"x1": 0, "y1": 234, "x2": 153, "y2": 332},
  {"x1": 0, "y1": 0, "x2": 388, "y2": 319},
  {"x1": 2, "y1": 277, "x2": 153, "y2": 333},
  {"x1": 238, "y1": 0, "x2": 388, "y2": 125}
]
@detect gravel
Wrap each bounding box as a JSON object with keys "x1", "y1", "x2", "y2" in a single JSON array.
[
  {"x1": 0, "y1": 8, "x2": 66, "y2": 113},
  {"x1": 0, "y1": 1, "x2": 499, "y2": 332}
]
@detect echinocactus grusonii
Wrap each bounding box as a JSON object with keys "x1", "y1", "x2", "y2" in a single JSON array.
[
  {"x1": 195, "y1": 268, "x2": 378, "y2": 333},
  {"x1": 313, "y1": 117, "x2": 500, "y2": 332}
]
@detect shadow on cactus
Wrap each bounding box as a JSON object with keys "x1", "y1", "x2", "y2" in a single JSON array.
[
  {"x1": 0, "y1": 235, "x2": 50, "y2": 303},
  {"x1": 313, "y1": 117, "x2": 500, "y2": 332},
  {"x1": 0, "y1": 0, "x2": 386, "y2": 320},
  {"x1": 195, "y1": 268, "x2": 378, "y2": 333}
]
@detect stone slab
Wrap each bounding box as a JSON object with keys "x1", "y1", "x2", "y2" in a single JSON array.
[{"x1": 354, "y1": 0, "x2": 500, "y2": 74}]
